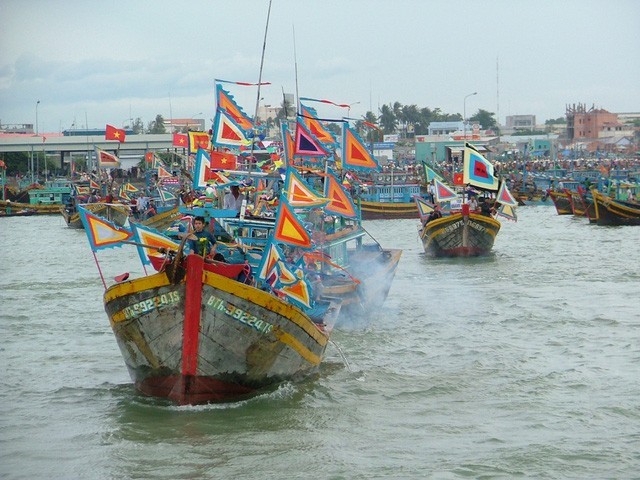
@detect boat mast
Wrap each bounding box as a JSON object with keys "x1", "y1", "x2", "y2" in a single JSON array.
[{"x1": 250, "y1": 0, "x2": 273, "y2": 172}]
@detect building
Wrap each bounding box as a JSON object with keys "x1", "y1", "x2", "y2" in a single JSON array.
[
  {"x1": 427, "y1": 121, "x2": 464, "y2": 136},
  {"x1": 163, "y1": 118, "x2": 205, "y2": 133},
  {"x1": 504, "y1": 114, "x2": 536, "y2": 132}
]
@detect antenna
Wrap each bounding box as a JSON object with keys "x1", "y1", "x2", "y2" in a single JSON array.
[
  {"x1": 293, "y1": 24, "x2": 300, "y2": 114},
  {"x1": 496, "y1": 56, "x2": 500, "y2": 128}
]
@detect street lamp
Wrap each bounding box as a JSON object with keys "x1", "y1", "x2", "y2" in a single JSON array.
[
  {"x1": 463, "y1": 92, "x2": 477, "y2": 140},
  {"x1": 36, "y1": 100, "x2": 40, "y2": 135},
  {"x1": 188, "y1": 112, "x2": 203, "y2": 130}
]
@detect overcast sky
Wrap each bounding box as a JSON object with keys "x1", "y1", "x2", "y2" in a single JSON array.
[{"x1": 1, "y1": 0, "x2": 638, "y2": 133}]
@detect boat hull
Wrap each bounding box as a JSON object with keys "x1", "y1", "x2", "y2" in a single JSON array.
[
  {"x1": 592, "y1": 190, "x2": 640, "y2": 226},
  {"x1": 548, "y1": 190, "x2": 573, "y2": 215},
  {"x1": 359, "y1": 200, "x2": 418, "y2": 220},
  {"x1": 104, "y1": 254, "x2": 333, "y2": 404},
  {"x1": 61, "y1": 203, "x2": 130, "y2": 228},
  {"x1": 419, "y1": 213, "x2": 501, "y2": 257}
]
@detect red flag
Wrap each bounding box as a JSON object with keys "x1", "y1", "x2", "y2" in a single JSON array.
[
  {"x1": 210, "y1": 151, "x2": 237, "y2": 170},
  {"x1": 173, "y1": 133, "x2": 188, "y2": 147},
  {"x1": 105, "y1": 124, "x2": 126, "y2": 143}
]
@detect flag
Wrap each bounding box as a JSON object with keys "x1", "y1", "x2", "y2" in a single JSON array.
[
  {"x1": 294, "y1": 120, "x2": 330, "y2": 157},
  {"x1": 299, "y1": 104, "x2": 338, "y2": 146},
  {"x1": 215, "y1": 78, "x2": 271, "y2": 86},
  {"x1": 273, "y1": 197, "x2": 312, "y2": 249},
  {"x1": 422, "y1": 162, "x2": 443, "y2": 182},
  {"x1": 298, "y1": 96, "x2": 350, "y2": 108},
  {"x1": 78, "y1": 206, "x2": 133, "y2": 251},
  {"x1": 215, "y1": 84, "x2": 254, "y2": 132},
  {"x1": 105, "y1": 124, "x2": 126, "y2": 143},
  {"x1": 283, "y1": 168, "x2": 328, "y2": 208},
  {"x1": 496, "y1": 181, "x2": 518, "y2": 206},
  {"x1": 173, "y1": 133, "x2": 188, "y2": 148},
  {"x1": 211, "y1": 109, "x2": 250, "y2": 148},
  {"x1": 187, "y1": 131, "x2": 210, "y2": 154},
  {"x1": 157, "y1": 165, "x2": 173, "y2": 178},
  {"x1": 433, "y1": 178, "x2": 458, "y2": 202},
  {"x1": 342, "y1": 124, "x2": 380, "y2": 171},
  {"x1": 0, "y1": 159, "x2": 5, "y2": 169},
  {"x1": 158, "y1": 188, "x2": 177, "y2": 202},
  {"x1": 497, "y1": 203, "x2": 518, "y2": 222},
  {"x1": 118, "y1": 185, "x2": 131, "y2": 202},
  {"x1": 90, "y1": 179, "x2": 100, "y2": 190},
  {"x1": 131, "y1": 223, "x2": 180, "y2": 266},
  {"x1": 75, "y1": 185, "x2": 90, "y2": 195},
  {"x1": 256, "y1": 239, "x2": 286, "y2": 281},
  {"x1": 414, "y1": 196, "x2": 435, "y2": 220},
  {"x1": 192, "y1": 149, "x2": 211, "y2": 189},
  {"x1": 95, "y1": 147, "x2": 120, "y2": 168},
  {"x1": 323, "y1": 172, "x2": 358, "y2": 218},
  {"x1": 281, "y1": 122, "x2": 296, "y2": 165},
  {"x1": 124, "y1": 183, "x2": 139, "y2": 193},
  {"x1": 210, "y1": 151, "x2": 237, "y2": 170},
  {"x1": 463, "y1": 143, "x2": 499, "y2": 191},
  {"x1": 275, "y1": 267, "x2": 312, "y2": 309}
]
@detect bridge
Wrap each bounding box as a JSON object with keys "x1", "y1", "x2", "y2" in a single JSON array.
[{"x1": 0, "y1": 133, "x2": 184, "y2": 169}]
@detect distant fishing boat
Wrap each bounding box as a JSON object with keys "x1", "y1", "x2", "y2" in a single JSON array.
[
  {"x1": 592, "y1": 189, "x2": 640, "y2": 226},
  {"x1": 415, "y1": 143, "x2": 516, "y2": 257},
  {"x1": 60, "y1": 202, "x2": 130, "y2": 229},
  {"x1": 355, "y1": 170, "x2": 422, "y2": 219}
]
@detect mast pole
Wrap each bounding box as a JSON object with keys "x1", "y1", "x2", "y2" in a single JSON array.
[{"x1": 250, "y1": 0, "x2": 273, "y2": 172}]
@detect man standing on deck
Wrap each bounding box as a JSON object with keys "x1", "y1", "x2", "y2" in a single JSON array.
[{"x1": 223, "y1": 185, "x2": 245, "y2": 215}]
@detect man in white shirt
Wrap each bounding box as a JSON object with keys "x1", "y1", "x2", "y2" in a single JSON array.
[{"x1": 223, "y1": 185, "x2": 245, "y2": 214}]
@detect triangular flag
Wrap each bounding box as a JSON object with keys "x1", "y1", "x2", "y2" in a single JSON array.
[
  {"x1": 422, "y1": 161, "x2": 443, "y2": 182},
  {"x1": 497, "y1": 203, "x2": 518, "y2": 222},
  {"x1": 299, "y1": 104, "x2": 338, "y2": 146},
  {"x1": 342, "y1": 124, "x2": 380, "y2": 171},
  {"x1": 157, "y1": 166, "x2": 173, "y2": 178},
  {"x1": 78, "y1": 206, "x2": 132, "y2": 251},
  {"x1": 276, "y1": 272, "x2": 312, "y2": 309},
  {"x1": 131, "y1": 223, "x2": 180, "y2": 266},
  {"x1": 496, "y1": 181, "x2": 518, "y2": 207},
  {"x1": 283, "y1": 168, "x2": 328, "y2": 208},
  {"x1": 158, "y1": 188, "x2": 177, "y2": 202},
  {"x1": 193, "y1": 149, "x2": 211, "y2": 189},
  {"x1": 212, "y1": 109, "x2": 250, "y2": 148},
  {"x1": 294, "y1": 120, "x2": 329, "y2": 157},
  {"x1": 257, "y1": 240, "x2": 286, "y2": 282},
  {"x1": 281, "y1": 122, "x2": 297, "y2": 165},
  {"x1": 94, "y1": 147, "x2": 120, "y2": 168},
  {"x1": 215, "y1": 84, "x2": 254, "y2": 132},
  {"x1": 323, "y1": 172, "x2": 358, "y2": 218},
  {"x1": 434, "y1": 178, "x2": 458, "y2": 202},
  {"x1": 90, "y1": 179, "x2": 100, "y2": 190},
  {"x1": 125, "y1": 183, "x2": 139, "y2": 193},
  {"x1": 273, "y1": 198, "x2": 312, "y2": 249},
  {"x1": 414, "y1": 196, "x2": 435, "y2": 220}
]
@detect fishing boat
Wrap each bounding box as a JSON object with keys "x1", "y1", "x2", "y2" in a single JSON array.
[
  {"x1": 1, "y1": 199, "x2": 61, "y2": 215},
  {"x1": 415, "y1": 143, "x2": 516, "y2": 257},
  {"x1": 60, "y1": 202, "x2": 130, "y2": 229},
  {"x1": 355, "y1": 170, "x2": 422, "y2": 219},
  {"x1": 418, "y1": 203, "x2": 501, "y2": 257},
  {"x1": 592, "y1": 189, "x2": 640, "y2": 226},
  {"x1": 547, "y1": 188, "x2": 573, "y2": 215},
  {"x1": 104, "y1": 250, "x2": 339, "y2": 405}
]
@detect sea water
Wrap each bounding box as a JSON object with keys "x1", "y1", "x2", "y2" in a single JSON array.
[{"x1": 1, "y1": 207, "x2": 638, "y2": 479}]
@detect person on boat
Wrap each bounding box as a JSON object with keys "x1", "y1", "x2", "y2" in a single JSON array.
[
  {"x1": 480, "y1": 197, "x2": 495, "y2": 217},
  {"x1": 185, "y1": 216, "x2": 220, "y2": 260},
  {"x1": 427, "y1": 180, "x2": 436, "y2": 203},
  {"x1": 468, "y1": 194, "x2": 479, "y2": 211},
  {"x1": 425, "y1": 204, "x2": 443, "y2": 224},
  {"x1": 223, "y1": 185, "x2": 246, "y2": 215},
  {"x1": 144, "y1": 200, "x2": 157, "y2": 219}
]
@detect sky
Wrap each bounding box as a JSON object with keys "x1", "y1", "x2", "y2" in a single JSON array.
[{"x1": 1, "y1": 0, "x2": 639, "y2": 134}]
